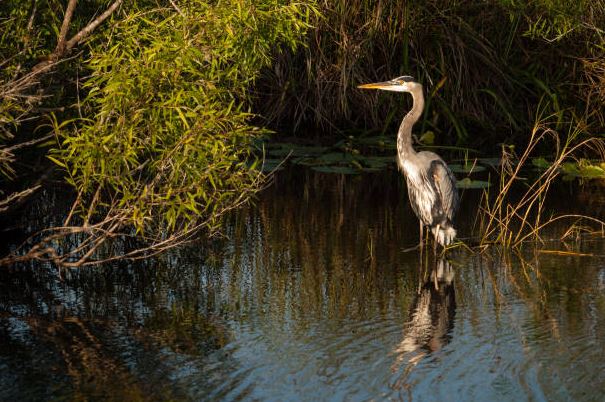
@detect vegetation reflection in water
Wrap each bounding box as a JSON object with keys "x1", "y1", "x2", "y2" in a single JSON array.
[{"x1": 1, "y1": 169, "x2": 605, "y2": 401}]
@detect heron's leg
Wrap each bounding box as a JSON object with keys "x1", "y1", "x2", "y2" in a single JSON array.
[
  {"x1": 433, "y1": 224, "x2": 440, "y2": 256},
  {"x1": 419, "y1": 221, "x2": 423, "y2": 251},
  {"x1": 433, "y1": 260, "x2": 439, "y2": 290}
]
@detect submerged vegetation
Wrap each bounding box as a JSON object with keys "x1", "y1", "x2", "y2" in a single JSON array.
[{"x1": 1, "y1": 0, "x2": 604, "y2": 266}]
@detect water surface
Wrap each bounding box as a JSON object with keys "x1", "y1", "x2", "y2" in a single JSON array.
[{"x1": 1, "y1": 169, "x2": 605, "y2": 401}]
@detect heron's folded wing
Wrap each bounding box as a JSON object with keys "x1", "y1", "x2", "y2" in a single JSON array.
[{"x1": 430, "y1": 160, "x2": 459, "y2": 221}]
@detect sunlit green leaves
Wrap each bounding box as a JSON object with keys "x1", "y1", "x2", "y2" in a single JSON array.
[
  {"x1": 53, "y1": 0, "x2": 318, "y2": 234},
  {"x1": 561, "y1": 160, "x2": 605, "y2": 181},
  {"x1": 455, "y1": 178, "x2": 490, "y2": 189}
]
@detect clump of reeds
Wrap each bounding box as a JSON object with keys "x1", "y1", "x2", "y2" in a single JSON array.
[
  {"x1": 258, "y1": 0, "x2": 605, "y2": 151},
  {"x1": 476, "y1": 107, "x2": 605, "y2": 249}
]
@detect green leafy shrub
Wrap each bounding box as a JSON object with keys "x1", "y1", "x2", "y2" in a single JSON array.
[{"x1": 50, "y1": 0, "x2": 317, "y2": 245}]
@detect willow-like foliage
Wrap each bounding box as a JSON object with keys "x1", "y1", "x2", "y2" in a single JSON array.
[
  {"x1": 0, "y1": 1, "x2": 317, "y2": 266},
  {"x1": 51, "y1": 1, "x2": 316, "y2": 235}
]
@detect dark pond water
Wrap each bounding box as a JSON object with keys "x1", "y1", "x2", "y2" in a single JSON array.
[{"x1": 1, "y1": 169, "x2": 605, "y2": 401}]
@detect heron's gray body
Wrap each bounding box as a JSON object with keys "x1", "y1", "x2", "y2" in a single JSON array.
[{"x1": 399, "y1": 151, "x2": 459, "y2": 246}]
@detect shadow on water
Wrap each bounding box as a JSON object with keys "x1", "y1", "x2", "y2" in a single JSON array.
[{"x1": 1, "y1": 168, "x2": 605, "y2": 401}]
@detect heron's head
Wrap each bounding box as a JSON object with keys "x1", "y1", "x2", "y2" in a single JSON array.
[{"x1": 357, "y1": 76, "x2": 421, "y2": 93}]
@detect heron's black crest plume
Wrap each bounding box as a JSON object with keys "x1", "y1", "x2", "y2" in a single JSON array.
[{"x1": 393, "y1": 75, "x2": 414, "y2": 83}]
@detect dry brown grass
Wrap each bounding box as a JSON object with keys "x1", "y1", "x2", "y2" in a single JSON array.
[{"x1": 476, "y1": 113, "x2": 605, "y2": 249}]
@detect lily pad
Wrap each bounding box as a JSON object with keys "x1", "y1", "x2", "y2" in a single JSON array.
[
  {"x1": 248, "y1": 158, "x2": 285, "y2": 172},
  {"x1": 365, "y1": 155, "x2": 396, "y2": 163},
  {"x1": 356, "y1": 157, "x2": 392, "y2": 170},
  {"x1": 292, "y1": 157, "x2": 324, "y2": 166},
  {"x1": 477, "y1": 157, "x2": 501, "y2": 167},
  {"x1": 418, "y1": 131, "x2": 435, "y2": 145},
  {"x1": 267, "y1": 148, "x2": 296, "y2": 157},
  {"x1": 561, "y1": 162, "x2": 605, "y2": 180},
  {"x1": 581, "y1": 165, "x2": 605, "y2": 178},
  {"x1": 317, "y1": 152, "x2": 355, "y2": 163},
  {"x1": 356, "y1": 135, "x2": 396, "y2": 149},
  {"x1": 360, "y1": 167, "x2": 383, "y2": 173},
  {"x1": 531, "y1": 157, "x2": 550, "y2": 170},
  {"x1": 456, "y1": 178, "x2": 490, "y2": 189},
  {"x1": 266, "y1": 144, "x2": 328, "y2": 158},
  {"x1": 449, "y1": 164, "x2": 486, "y2": 173},
  {"x1": 294, "y1": 145, "x2": 329, "y2": 154}
]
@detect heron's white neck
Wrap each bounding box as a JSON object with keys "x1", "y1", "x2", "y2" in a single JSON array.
[{"x1": 397, "y1": 85, "x2": 424, "y2": 164}]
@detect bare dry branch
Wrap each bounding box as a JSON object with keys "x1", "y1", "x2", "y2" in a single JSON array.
[
  {"x1": 55, "y1": 0, "x2": 78, "y2": 56},
  {"x1": 168, "y1": 0, "x2": 185, "y2": 17},
  {"x1": 27, "y1": 0, "x2": 38, "y2": 31},
  {"x1": 0, "y1": 185, "x2": 41, "y2": 213},
  {"x1": 0, "y1": 166, "x2": 266, "y2": 268},
  {"x1": 65, "y1": 0, "x2": 123, "y2": 52},
  {"x1": 8, "y1": 0, "x2": 123, "y2": 91}
]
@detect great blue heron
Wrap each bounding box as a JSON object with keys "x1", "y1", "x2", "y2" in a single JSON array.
[{"x1": 358, "y1": 76, "x2": 459, "y2": 250}]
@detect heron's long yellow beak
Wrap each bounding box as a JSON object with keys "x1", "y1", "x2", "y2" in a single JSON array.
[{"x1": 357, "y1": 81, "x2": 395, "y2": 90}]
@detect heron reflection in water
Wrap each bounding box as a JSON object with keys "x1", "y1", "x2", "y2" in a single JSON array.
[
  {"x1": 358, "y1": 77, "x2": 459, "y2": 252},
  {"x1": 391, "y1": 258, "x2": 456, "y2": 384}
]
